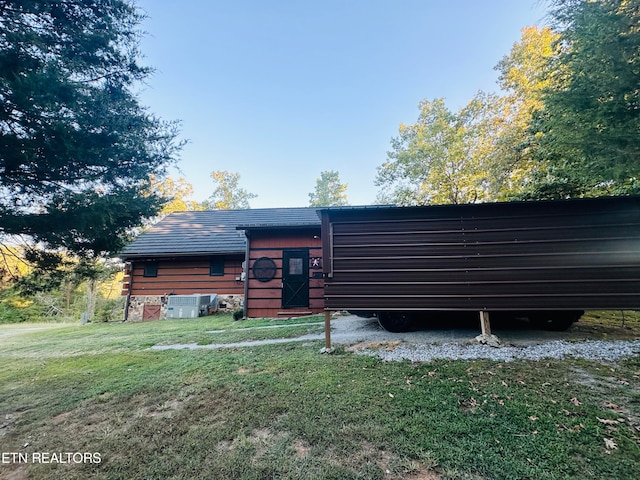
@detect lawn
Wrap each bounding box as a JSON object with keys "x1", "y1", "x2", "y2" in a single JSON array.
[{"x1": 0, "y1": 314, "x2": 638, "y2": 479}]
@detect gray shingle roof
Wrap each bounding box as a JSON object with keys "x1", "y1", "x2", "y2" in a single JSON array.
[{"x1": 119, "y1": 207, "x2": 321, "y2": 258}]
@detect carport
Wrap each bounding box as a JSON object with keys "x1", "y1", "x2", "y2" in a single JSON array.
[{"x1": 319, "y1": 196, "x2": 640, "y2": 347}]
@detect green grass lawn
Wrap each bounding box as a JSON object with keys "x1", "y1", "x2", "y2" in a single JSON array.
[{"x1": 0, "y1": 314, "x2": 638, "y2": 479}]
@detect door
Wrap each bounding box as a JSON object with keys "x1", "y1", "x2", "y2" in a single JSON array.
[
  {"x1": 282, "y1": 249, "x2": 309, "y2": 308},
  {"x1": 142, "y1": 304, "x2": 162, "y2": 321}
]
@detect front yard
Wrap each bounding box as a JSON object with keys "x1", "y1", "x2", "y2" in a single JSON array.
[{"x1": 0, "y1": 314, "x2": 638, "y2": 479}]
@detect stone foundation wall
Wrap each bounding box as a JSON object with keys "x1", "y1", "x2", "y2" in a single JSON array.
[
  {"x1": 215, "y1": 294, "x2": 243, "y2": 311},
  {"x1": 125, "y1": 294, "x2": 244, "y2": 322}
]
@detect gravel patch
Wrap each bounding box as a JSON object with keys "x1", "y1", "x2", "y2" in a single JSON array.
[{"x1": 356, "y1": 339, "x2": 640, "y2": 363}]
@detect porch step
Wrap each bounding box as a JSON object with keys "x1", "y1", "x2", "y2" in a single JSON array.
[{"x1": 277, "y1": 311, "x2": 313, "y2": 316}]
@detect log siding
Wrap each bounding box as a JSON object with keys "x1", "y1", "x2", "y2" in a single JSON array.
[{"x1": 123, "y1": 255, "x2": 245, "y2": 297}]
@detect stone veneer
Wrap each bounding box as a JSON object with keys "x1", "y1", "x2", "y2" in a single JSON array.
[{"x1": 125, "y1": 294, "x2": 244, "y2": 322}]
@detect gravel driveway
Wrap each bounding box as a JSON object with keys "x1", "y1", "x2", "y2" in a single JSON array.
[{"x1": 151, "y1": 314, "x2": 640, "y2": 363}]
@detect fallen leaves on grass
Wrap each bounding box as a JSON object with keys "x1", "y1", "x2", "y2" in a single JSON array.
[
  {"x1": 597, "y1": 417, "x2": 623, "y2": 426},
  {"x1": 603, "y1": 401, "x2": 625, "y2": 413},
  {"x1": 346, "y1": 341, "x2": 401, "y2": 352},
  {"x1": 604, "y1": 438, "x2": 618, "y2": 453}
]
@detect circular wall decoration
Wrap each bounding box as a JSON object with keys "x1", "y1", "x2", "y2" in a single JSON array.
[{"x1": 252, "y1": 257, "x2": 277, "y2": 282}]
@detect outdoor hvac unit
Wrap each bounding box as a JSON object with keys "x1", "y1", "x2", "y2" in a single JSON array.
[{"x1": 166, "y1": 294, "x2": 218, "y2": 319}]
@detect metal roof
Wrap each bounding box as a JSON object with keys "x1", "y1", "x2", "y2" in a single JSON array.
[{"x1": 119, "y1": 207, "x2": 321, "y2": 259}]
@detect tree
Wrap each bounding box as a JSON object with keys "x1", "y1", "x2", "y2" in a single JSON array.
[
  {"x1": 0, "y1": 1, "x2": 182, "y2": 268},
  {"x1": 525, "y1": 0, "x2": 640, "y2": 198},
  {"x1": 149, "y1": 175, "x2": 205, "y2": 216},
  {"x1": 204, "y1": 170, "x2": 257, "y2": 210},
  {"x1": 308, "y1": 170, "x2": 349, "y2": 207},
  {"x1": 376, "y1": 95, "x2": 503, "y2": 205},
  {"x1": 492, "y1": 26, "x2": 560, "y2": 199},
  {"x1": 0, "y1": 244, "x2": 29, "y2": 285}
]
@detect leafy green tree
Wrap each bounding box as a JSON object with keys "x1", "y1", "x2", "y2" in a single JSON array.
[
  {"x1": 308, "y1": 170, "x2": 349, "y2": 206},
  {"x1": 204, "y1": 170, "x2": 257, "y2": 210},
  {"x1": 525, "y1": 0, "x2": 640, "y2": 198},
  {"x1": 0, "y1": 0, "x2": 183, "y2": 268},
  {"x1": 376, "y1": 94, "x2": 503, "y2": 205}
]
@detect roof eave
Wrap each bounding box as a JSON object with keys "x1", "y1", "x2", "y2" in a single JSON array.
[
  {"x1": 117, "y1": 250, "x2": 246, "y2": 260},
  {"x1": 236, "y1": 223, "x2": 320, "y2": 231}
]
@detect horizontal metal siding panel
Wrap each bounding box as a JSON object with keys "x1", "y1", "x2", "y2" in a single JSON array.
[
  {"x1": 323, "y1": 197, "x2": 640, "y2": 311},
  {"x1": 333, "y1": 253, "x2": 640, "y2": 271},
  {"x1": 334, "y1": 237, "x2": 640, "y2": 256},
  {"x1": 324, "y1": 295, "x2": 636, "y2": 311},
  {"x1": 333, "y1": 223, "x2": 640, "y2": 248},
  {"x1": 331, "y1": 210, "x2": 639, "y2": 234},
  {"x1": 325, "y1": 280, "x2": 640, "y2": 296},
  {"x1": 331, "y1": 267, "x2": 640, "y2": 283}
]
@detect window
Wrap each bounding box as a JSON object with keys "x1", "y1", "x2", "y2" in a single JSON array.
[
  {"x1": 143, "y1": 262, "x2": 158, "y2": 277},
  {"x1": 288, "y1": 257, "x2": 303, "y2": 275},
  {"x1": 210, "y1": 257, "x2": 225, "y2": 276}
]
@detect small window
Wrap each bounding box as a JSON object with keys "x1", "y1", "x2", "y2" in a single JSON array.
[
  {"x1": 289, "y1": 257, "x2": 303, "y2": 275},
  {"x1": 210, "y1": 257, "x2": 224, "y2": 276},
  {"x1": 143, "y1": 262, "x2": 158, "y2": 277}
]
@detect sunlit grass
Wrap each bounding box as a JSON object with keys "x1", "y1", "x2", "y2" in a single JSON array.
[{"x1": 0, "y1": 313, "x2": 638, "y2": 479}]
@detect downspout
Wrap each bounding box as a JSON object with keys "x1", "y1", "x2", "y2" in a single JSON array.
[
  {"x1": 320, "y1": 210, "x2": 333, "y2": 353},
  {"x1": 243, "y1": 231, "x2": 251, "y2": 319},
  {"x1": 123, "y1": 261, "x2": 133, "y2": 322}
]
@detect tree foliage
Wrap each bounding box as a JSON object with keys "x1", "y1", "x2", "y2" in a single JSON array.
[
  {"x1": 526, "y1": 0, "x2": 640, "y2": 199},
  {"x1": 377, "y1": 26, "x2": 563, "y2": 206},
  {"x1": 378, "y1": 1, "x2": 640, "y2": 205},
  {"x1": 149, "y1": 175, "x2": 205, "y2": 216},
  {"x1": 204, "y1": 170, "x2": 257, "y2": 210},
  {"x1": 0, "y1": 244, "x2": 28, "y2": 285},
  {"x1": 0, "y1": 0, "x2": 182, "y2": 265},
  {"x1": 376, "y1": 94, "x2": 506, "y2": 205},
  {"x1": 493, "y1": 26, "x2": 560, "y2": 199},
  {"x1": 308, "y1": 170, "x2": 349, "y2": 206}
]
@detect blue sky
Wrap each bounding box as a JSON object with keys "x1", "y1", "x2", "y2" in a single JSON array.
[{"x1": 136, "y1": 0, "x2": 549, "y2": 208}]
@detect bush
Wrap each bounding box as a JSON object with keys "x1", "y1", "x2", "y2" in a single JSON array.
[
  {"x1": 232, "y1": 308, "x2": 244, "y2": 321},
  {"x1": 95, "y1": 297, "x2": 126, "y2": 322},
  {"x1": 0, "y1": 296, "x2": 45, "y2": 323}
]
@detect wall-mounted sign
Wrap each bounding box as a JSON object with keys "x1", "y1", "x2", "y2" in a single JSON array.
[{"x1": 252, "y1": 257, "x2": 277, "y2": 282}]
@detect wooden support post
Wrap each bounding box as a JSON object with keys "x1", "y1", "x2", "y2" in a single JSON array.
[
  {"x1": 475, "y1": 310, "x2": 500, "y2": 346},
  {"x1": 324, "y1": 310, "x2": 332, "y2": 351},
  {"x1": 480, "y1": 311, "x2": 491, "y2": 336}
]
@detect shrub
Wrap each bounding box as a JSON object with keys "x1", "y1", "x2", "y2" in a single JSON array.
[
  {"x1": 0, "y1": 296, "x2": 45, "y2": 323},
  {"x1": 95, "y1": 297, "x2": 126, "y2": 322}
]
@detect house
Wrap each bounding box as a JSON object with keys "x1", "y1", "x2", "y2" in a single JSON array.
[
  {"x1": 121, "y1": 195, "x2": 640, "y2": 327},
  {"x1": 119, "y1": 207, "x2": 322, "y2": 321}
]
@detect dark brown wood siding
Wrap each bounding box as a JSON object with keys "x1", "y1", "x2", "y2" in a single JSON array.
[
  {"x1": 321, "y1": 196, "x2": 640, "y2": 312},
  {"x1": 124, "y1": 255, "x2": 245, "y2": 296},
  {"x1": 246, "y1": 228, "x2": 323, "y2": 318}
]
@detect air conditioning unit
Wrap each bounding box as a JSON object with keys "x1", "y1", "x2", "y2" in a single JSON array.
[{"x1": 166, "y1": 294, "x2": 218, "y2": 319}]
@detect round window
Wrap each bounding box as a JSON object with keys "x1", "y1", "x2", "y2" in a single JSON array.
[{"x1": 252, "y1": 257, "x2": 277, "y2": 282}]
